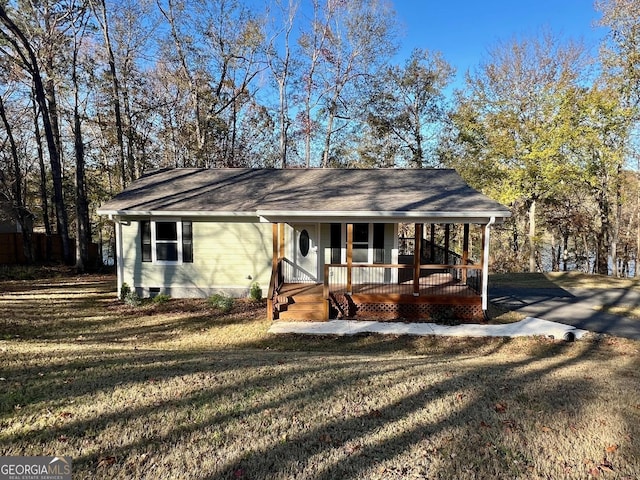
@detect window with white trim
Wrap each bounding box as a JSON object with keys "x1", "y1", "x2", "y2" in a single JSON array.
[
  {"x1": 340, "y1": 223, "x2": 386, "y2": 264},
  {"x1": 140, "y1": 220, "x2": 193, "y2": 264},
  {"x1": 352, "y1": 223, "x2": 369, "y2": 263}
]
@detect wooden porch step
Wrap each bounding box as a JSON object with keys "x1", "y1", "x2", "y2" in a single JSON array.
[{"x1": 277, "y1": 295, "x2": 328, "y2": 321}]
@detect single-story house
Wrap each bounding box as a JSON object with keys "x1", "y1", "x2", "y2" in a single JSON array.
[{"x1": 97, "y1": 168, "x2": 511, "y2": 322}]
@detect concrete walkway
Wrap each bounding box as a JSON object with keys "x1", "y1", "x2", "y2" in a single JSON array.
[
  {"x1": 490, "y1": 286, "x2": 640, "y2": 340},
  {"x1": 269, "y1": 316, "x2": 588, "y2": 339}
]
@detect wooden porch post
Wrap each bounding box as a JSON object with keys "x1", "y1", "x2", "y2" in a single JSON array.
[
  {"x1": 272, "y1": 223, "x2": 279, "y2": 270},
  {"x1": 346, "y1": 223, "x2": 353, "y2": 294},
  {"x1": 430, "y1": 224, "x2": 435, "y2": 262},
  {"x1": 444, "y1": 224, "x2": 450, "y2": 265},
  {"x1": 462, "y1": 224, "x2": 470, "y2": 283},
  {"x1": 279, "y1": 223, "x2": 285, "y2": 259},
  {"x1": 413, "y1": 223, "x2": 422, "y2": 296},
  {"x1": 268, "y1": 223, "x2": 279, "y2": 321}
]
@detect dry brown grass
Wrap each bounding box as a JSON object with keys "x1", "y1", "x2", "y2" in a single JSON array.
[
  {"x1": 1, "y1": 274, "x2": 639, "y2": 479},
  {"x1": 491, "y1": 271, "x2": 640, "y2": 291}
]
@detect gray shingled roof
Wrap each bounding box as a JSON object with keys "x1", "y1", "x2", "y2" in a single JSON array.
[{"x1": 97, "y1": 168, "x2": 511, "y2": 223}]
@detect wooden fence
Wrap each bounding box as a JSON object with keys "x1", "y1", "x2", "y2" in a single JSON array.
[{"x1": 0, "y1": 233, "x2": 99, "y2": 265}]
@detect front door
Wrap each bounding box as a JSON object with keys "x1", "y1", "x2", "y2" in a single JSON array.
[{"x1": 293, "y1": 224, "x2": 318, "y2": 282}]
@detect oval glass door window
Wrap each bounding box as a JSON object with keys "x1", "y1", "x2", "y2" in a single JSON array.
[{"x1": 299, "y1": 229, "x2": 310, "y2": 257}]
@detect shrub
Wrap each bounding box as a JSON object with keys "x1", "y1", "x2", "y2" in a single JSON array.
[
  {"x1": 249, "y1": 282, "x2": 262, "y2": 301},
  {"x1": 120, "y1": 283, "x2": 131, "y2": 300},
  {"x1": 120, "y1": 283, "x2": 141, "y2": 306},
  {"x1": 124, "y1": 291, "x2": 142, "y2": 307},
  {"x1": 152, "y1": 293, "x2": 171, "y2": 304},
  {"x1": 208, "y1": 293, "x2": 235, "y2": 313}
]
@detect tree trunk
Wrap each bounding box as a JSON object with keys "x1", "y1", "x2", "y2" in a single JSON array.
[
  {"x1": 322, "y1": 95, "x2": 339, "y2": 168},
  {"x1": 528, "y1": 199, "x2": 536, "y2": 272},
  {"x1": 611, "y1": 163, "x2": 622, "y2": 276},
  {"x1": 31, "y1": 94, "x2": 53, "y2": 261},
  {"x1": 0, "y1": 5, "x2": 71, "y2": 264},
  {"x1": 0, "y1": 95, "x2": 33, "y2": 263},
  {"x1": 563, "y1": 233, "x2": 569, "y2": 272},
  {"x1": 74, "y1": 110, "x2": 91, "y2": 272},
  {"x1": 92, "y1": 0, "x2": 127, "y2": 188},
  {"x1": 71, "y1": 27, "x2": 91, "y2": 273},
  {"x1": 278, "y1": 72, "x2": 289, "y2": 168},
  {"x1": 121, "y1": 84, "x2": 139, "y2": 180},
  {"x1": 596, "y1": 182, "x2": 610, "y2": 275},
  {"x1": 636, "y1": 164, "x2": 640, "y2": 277}
]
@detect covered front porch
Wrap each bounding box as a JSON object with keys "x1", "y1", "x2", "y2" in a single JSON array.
[{"x1": 267, "y1": 221, "x2": 494, "y2": 323}]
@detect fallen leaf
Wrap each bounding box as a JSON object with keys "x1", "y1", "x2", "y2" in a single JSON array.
[
  {"x1": 234, "y1": 468, "x2": 245, "y2": 478},
  {"x1": 494, "y1": 403, "x2": 507, "y2": 413},
  {"x1": 600, "y1": 460, "x2": 614, "y2": 472},
  {"x1": 59, "y1": 411, "x2": 73, "y2": 419},
  {"x1": 605, "y1": 444, "x2": 618, "y2": 453},
  {"x1": 344, "y1": 443, "x2": 361, "y2": 455},
  {"x1": 588, "y1": 467, "x2": 600, "y2": 476},
  {"x1": 97, "y1": 456, "x2": 116, "y2": 468},
  {"x1": 541, "y1": 426, "x2": 552, "y2": 433}
]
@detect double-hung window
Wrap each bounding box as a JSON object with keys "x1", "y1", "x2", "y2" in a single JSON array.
[
  {"x1": 337, "y1": 223, "x2": 386, "y2": 264},
  {"x1": 140, "y1": 220, "x2": 193, "y2": 264},
  {"x1": 352, "y1": 223, "x2": 369, "y2": 263}
]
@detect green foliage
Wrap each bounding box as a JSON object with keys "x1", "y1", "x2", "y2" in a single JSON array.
[
  {"x1": 249, "y1": 282, "x2": 262, "y2": 301},
  {"x1": 120, "y1": 282, "x2": 131, "y2": 300},
  {"x1": 120, "y1": 283, "x2": 141, "y2": 307},
  {"x1": 152, "y1": 293, "x2": 171, "y2": 304},
  {"x1": 208, "y1": 293, "x2": 235, "y2": 313},
  {"x1": 123, "y1": 291, "x2": 141, "y2": 307}
]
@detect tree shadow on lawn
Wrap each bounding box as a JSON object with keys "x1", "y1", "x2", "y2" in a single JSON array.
[
  {"x1": 0, "y1": 278, "x2": 265, "y2": 343},
  {"x1": 206, "y1": 339, "x2": 639, "y2": 480},
  {"x1": 2, "y1": 338, "x2": 638, "y2": 479},
  {"x1": 2, "y1": 275, "x2": 639, "y2": 478}
]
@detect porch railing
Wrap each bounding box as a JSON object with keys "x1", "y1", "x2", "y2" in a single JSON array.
[
  {"x1": 267, "y1": 258, "x2": 284, "y2": 320},
  {"x1": 282, "y1": 257, "x2": 317, "y2": 284},
  {"x1": 323, "y1": 263, "x2": 482, "y2": 298}
]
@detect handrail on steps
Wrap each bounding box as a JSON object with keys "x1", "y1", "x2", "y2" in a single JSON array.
[{"x1": 267, "y1": 257, "x2": 284, "y2": 320}]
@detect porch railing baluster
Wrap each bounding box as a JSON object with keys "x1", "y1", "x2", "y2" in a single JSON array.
[{"x1": 323, "y1": 263, "x2": 483, "y2": 299}]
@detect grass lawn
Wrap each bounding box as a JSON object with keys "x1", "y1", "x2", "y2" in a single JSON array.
[
  {"x1": 490, "y1": 271, "x2": 640, "y2": 291},
  {"x1": 1, "y1": 273, "x2": 639, "y2": 479}
]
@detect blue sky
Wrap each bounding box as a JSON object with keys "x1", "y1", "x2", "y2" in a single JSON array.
[{"x1": 392, "y1": 0, "x2": 607, "y2": 86}]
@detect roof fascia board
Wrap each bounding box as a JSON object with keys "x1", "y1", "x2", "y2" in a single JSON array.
[
  {"x1": 98, "y1": 209, "x2": 511, "y2": 225},
  {"x1": 257, "y1": 210, "x2": 511, "y2": 224},
  {"x1": 96, "y1": 209, "x2": 259, "y2": 219}
]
